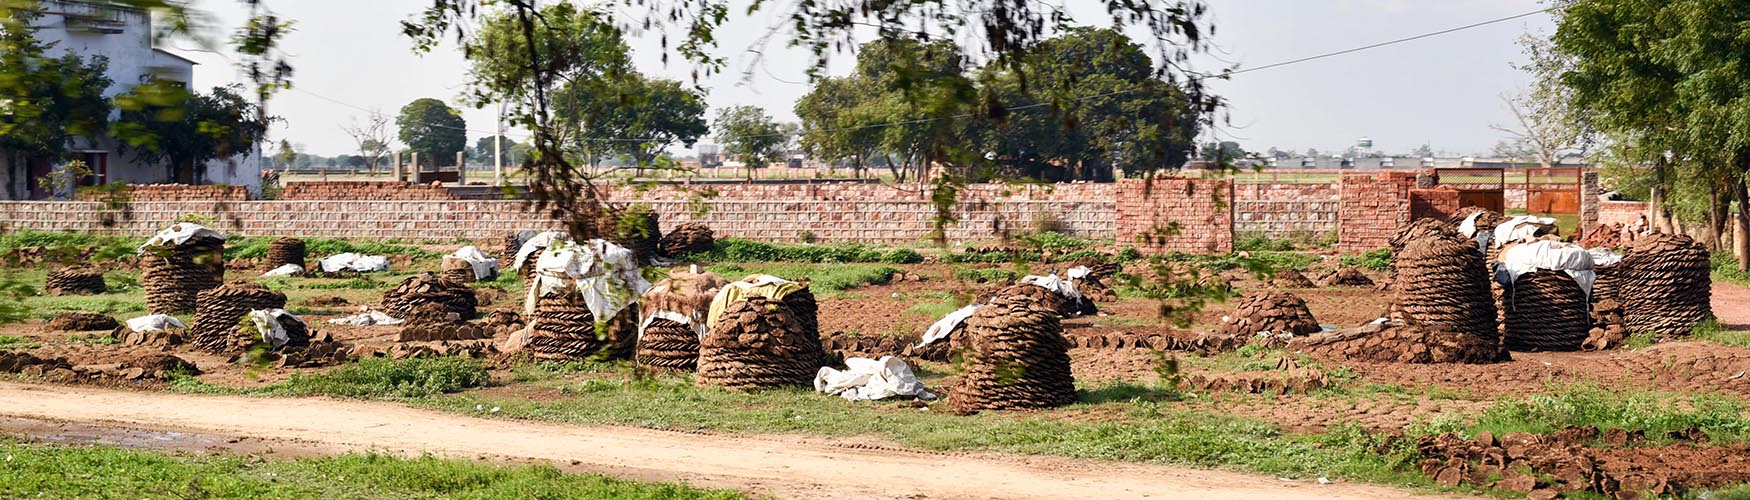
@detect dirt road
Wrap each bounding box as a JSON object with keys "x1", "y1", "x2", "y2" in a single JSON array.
[
  {"x1": 0, "y1": 382, "x2": 1457, "y2": 500},
  {"x1": 1714, "y1": 282, "x2": 1750, "y2": 331}
]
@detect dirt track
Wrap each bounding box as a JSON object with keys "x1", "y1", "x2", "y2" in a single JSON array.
[{"x1": 0, "y1": 382, "x2": 1459, "y2": 500}]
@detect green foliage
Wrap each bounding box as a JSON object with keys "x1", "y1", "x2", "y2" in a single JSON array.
[
  {"x1": 1162, "y1": 251, "x2": 1318, "y2": 273},
  {"x1": 0, "y1": 230, "x2": 142, "y2": 262},
  {"x1": 175, "y1": 357, "x2": 489, "y2": 399},
  {"x1": 1233, "y1": 231, "x2": 1335, "y2": 252},
  {"x1": 0, "y1": 272, "x2": 36, "y2": 325},
  {"x1": 705, "y1": 263, "x2": 895, "y2": 296},
  {"x1": 0, "y1": 6, "x2": 113, "y2": 200},
  {"x1": 713, "y1": 105, "x2": 788, "y2": 175},
  {"x1": 1692, "y1": 319, "x2": 1750, "y2": 349},
  {"x1": 0, "y1": 441, "x2": 745, "y2": 499},
  {"x1": 298, "y1": 278, "x2": 385, "y2": 290},
  {"x1": 1016, "y1": 231, "x2": 1090, "y2": 252},
  {"x1": 1469, "y1": 384, "x2": 1750, "y2": 444},
  {"x1": 699, "y1": 238, "x2": 919, "y2": 264},
  {"x1": 0, "y1": 335, "x2": 39, "y2": 350},
  {"x1": 559, "y1": 74, "x2": 707, "y2": 168},
  {"x1": 1341, "y1": 249, "x2": 1393, "y2": 271},
  {"x1": 951, "y1": 267, "x2": 1019, "y2": 283},
  {"x1": 111, "y1": 83, "x2": 268, "y2": 184},
  {"x1": 396, "y1": 98, "x2": 467, "y2": 166},
  {"x1": 1713, "y1": 254, "x2": 1750, "y2": 288}
]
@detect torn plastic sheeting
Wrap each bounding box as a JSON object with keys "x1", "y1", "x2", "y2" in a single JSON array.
[
  {"x1": 247, "y1": 308, "x2": 303, "y2": 348},
  {"x1": 1498, "y1": 240, "x2": 1596, "y2": 298},
  {"x1": 327, "y1": 309, "x2": 403, "y2": 326},
  {"x1": 917, "y1": 304, "x2": 980, "y2": 348},
  {"x1": 523, "y1": 239, "x2": 652, "y2": 323},
  {"x1": 814, "y1": 356, "x2": 936, "y2": 401},
  {"x1": 1492, "y1": 215, "x2": 1556, "y2": 248},
  {"x1": 1459, "y1": 211, "x2": 1484, "y2": 238},
  {"x1": 1021, "y1": 273, "x2": 1084, "y2": 302},
  {"x1": 1587, "y1": 247, "x2": 1624, "y2": 267},
  {"x1": 318, "y1": 253, "x2": 390, "y2": 273},
  {"x1": 261, "y1": 264, "x2": 303, "y2": 277},
  {"x1": 137, "y1": 223, "x2": 226, "y2": 255},
  {"x1": 512, "y1": 231, "x2": 571, "y2": 270},
  {"x1": 125, "y1": 314, "x2": 185, "y2": 333},
  {"x1": 448, "y1": 245, "x2": 499, "y2": 280}
]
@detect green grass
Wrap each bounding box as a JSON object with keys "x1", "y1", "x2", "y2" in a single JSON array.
[
  {"x1": 950, "y1": 267, "x2": 1019, "y2": 283},
  {"x1": 0, "y1": 230, "x2": 141, "y2": 262},
  {"x1": 696, "y1": 238, "x2": 923, "y2": 264},
  {"x1": 0, "y1": 439, "x2": 744, "y2": 499},
  {"x1": 0, "y1": 335, "x2": 40, "y2": 350},
  {"x1": 225, "y1": 236, "x2": 443, "y2": 261},
  {"x1": 705, "y1": 262, "x2": 897, "y2": 297},
  {"x1": 1712, "y1": 254, "x2": 1750, "y2": 288},
  {"x1": 1693, "y1": 319, "x2": 1750, "y2": 349},
  {"x1": 1455, "y1": 383, "x2": 1750, "y2": 444},
  {"x1": 174, "y1": 357, "x2": 490, "y2": 399},
  {"x1": 1340, "y1": 248, "x2": 1392, "y2": 271}
]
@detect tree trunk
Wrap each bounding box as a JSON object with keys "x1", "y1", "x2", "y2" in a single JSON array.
[
  {"x1": 1709, "y1": 183, "x2": 1728, "y2": 251},
  {"x1": 1736, "y1": 175, "x2": 1750, "y2": 271}
]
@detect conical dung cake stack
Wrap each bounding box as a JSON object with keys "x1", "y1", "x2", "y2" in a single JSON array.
[
  {"x1": 264, "y1": 238, "x2": 306, "y2": 270},
  {"x1": 1391, "y1": 221, "x2": 1498, "y2": 343},
  {"x1": 696, "y1": 294, "x2": 826, "y2": 390},
  {"x1": 141, "y1": 235, "x2": 225, "y2": 314},
  {"x1": 1216, "y1": 291, "x2": 1321, "y2": 348},
  {"x1": 658, "y1": 222, "x2": 716, "y2": 258},
  {"x1": 526, "y1": 288, "x2": 638, "y2": 361},
  {"x1": 636, "y1": 270, "x2": 728, "y2": 371},
  {"x1": 44, "y1": 267, "x2": 105, "y2": 296},
  {"x1": 188, "y1": 281, "x2": 286, "y2": 353},
  {"x1": 381, "y1": 272, "x2": 477, "y2": 321},
  {"x1": 602, "y1": 207, "x2": 661, "y2": 264},
  {"x1": 1618, "y1": 233, "x2": 1712, "y2": 337},
  {"x1": 949, "y1": 292, "x2": 1076, "y2": 412},
  {"x1": 1502, "y1": 270, "x2": 1590, "y2": 352}
]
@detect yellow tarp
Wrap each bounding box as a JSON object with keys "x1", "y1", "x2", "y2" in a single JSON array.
[{"x1": 705, "y1": 275, "x2": 805, "y2": 329}]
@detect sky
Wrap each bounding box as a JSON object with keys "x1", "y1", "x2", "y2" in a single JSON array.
[{"x1": 169, "y1": 0, "x2": 1556, "y2": 158}]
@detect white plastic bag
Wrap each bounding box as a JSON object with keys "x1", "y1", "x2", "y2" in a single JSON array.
[
  {"x1": 125, "y1": 314, "x2": 185, "y2": 333},
  {"x1": 261, "y1": 263, "x2": 303, "y2": 277},
  {"x1": 448, "y1": 245, "x2": 499, "y2": 280},
  {"x1": 327, "y1": 309, "x2": 403, "y2": 326},
  {"x1": 247, "y1": 309, "x2": 303, "y2": 348},
  {"x1": 137, "y1": 223, "x2": 225, "y2": 255},
  {"x1": 918, "y1": 304, "x2": 979, "y2": 348},
  {"x1": 814, "y1": 356, "x2": 936, "y2": 401},
  {"x1": 318, "y1": 253, "x2": 390, "y2": 273}
]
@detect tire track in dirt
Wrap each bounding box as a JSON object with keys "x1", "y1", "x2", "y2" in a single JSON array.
[{"x1": 0, "y1": 382, "x2": 1462, "y2": 500}]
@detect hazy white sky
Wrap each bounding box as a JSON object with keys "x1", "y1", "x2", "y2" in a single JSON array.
[{"x1": 171, "y1": 0, "x2": 1554, "y2": 157}]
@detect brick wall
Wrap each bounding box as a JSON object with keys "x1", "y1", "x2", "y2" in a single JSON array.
[
  {"x1": 1579, "y1": 172, "x2": 1600, "y2": 236},
  {"x1": 280, "y1": 181, "x2": 460, "y2": 200},
  {"x1": 1114, "y1": 177, "x2": 1234, "y2": 253},
  {"x1": 1598, "y1": 200, "x2": 1648, "y2": 228},
  {"x1": 76, "y1": 184, "x2": 249, "y2": 202},
  {"x1": 1409, "y1": 187, "x2": 1460, "y2": 222},
  {"x1": 1232, "y1": 182, "x2": 1339, "y2": 239},
  {"x1": 1337, "y1": 171, "x2": 1416, "y2": 252}
]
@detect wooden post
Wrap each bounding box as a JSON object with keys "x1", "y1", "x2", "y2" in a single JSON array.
[{"x1": 393, "y1": 151, "x2": 404, "y2": 182}]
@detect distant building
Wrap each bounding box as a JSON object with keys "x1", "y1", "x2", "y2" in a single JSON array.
[{"x1": 0, "y1": 0, "x2": 261, "y2": 200}]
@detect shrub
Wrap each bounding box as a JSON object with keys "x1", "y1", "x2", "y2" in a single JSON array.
[{"x1": 1341, "y1": 248, "x2": 1392, "y2": 271}]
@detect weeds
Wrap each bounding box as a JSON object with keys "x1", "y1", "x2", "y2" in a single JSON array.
[
  {"x1": 0, "y1": 335, "x2": 40, "y2": 350},
  {"x1": 1341, "y1": 248, "x2": 1393, "y2": 271},
  {"x1": 173, "y1": 357, "x2": 490, "y2": 399},
  {"x1": 1692, "y1": 319, "x2": 1750, "y2": 349},
  {"x1": 706, "y1": 263, "x2": 896, "y2": 296},
  {"x1": 699, "y1": 238, "x2": 922, "y2": 264},
  {"x1": 1468, "y1": 383, "x2": 1750, "y2": 444}
]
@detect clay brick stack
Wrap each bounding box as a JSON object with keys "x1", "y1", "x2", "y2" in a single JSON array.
[
  {"x1": 949, "y1": 292, "x2": 1076, "y2": 412},
  {"x1": 264, "y1": 238, "x2": 306, "y2": 270},
  {"x1": 188, "y1": 281, "x2": 287, "y2": 353},
  {"x1": 696, "y1": 294, "x2": 826, "y2": 390},
  {"x1": 1618, "y1": 233, "x2": 1713, "y2": 337},
  {"x1": 381, "y1": 273, "x2": 478, "y2": 321},
  {"x1": 658, "y1": 222, "x2": 716, "y2": 258},
  {"x1": 636, "y1": 270, "x2": 728, "y2": 371},
  {"x1": 1216, "y1": 292, "x2": 1321, "y2": 347},
  {"x1": 1502, "y1": 271, "x2": 1590, "y2": 352},
  {"x1": 141, "y1": 234, "x2": 225, "y2": 314},
  {"x1": 44, "y1": 267, "x2": 105, "y2": 296}
]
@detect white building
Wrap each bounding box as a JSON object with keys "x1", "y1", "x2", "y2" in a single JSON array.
[{"x1": 0, "y1": 0, "x2": 262, "y2": 200}]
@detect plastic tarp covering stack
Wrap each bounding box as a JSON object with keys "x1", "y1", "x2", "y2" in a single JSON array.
[
  {"x1": 814, "y1": 356, "x2": 935, "y2": 401},
  {"x1": 524, "y1": 239, "x2": 652, "y2": 323},
  {"x1": 1493, "y1": 216, "x2": 1557, "y2": 248},
  {"x1": 705, "y1": 275, "x2": 805, "y2": 328},
  {"x1": 138, "y1": 224, "x2": 226, "y2": 254},
  {"x1": 917, "y1": 304, "x2": 980, "y2": 348},
  {"x1": 318, "y1": 253, "x2": 390, "y2": 273},
  {"x1": 1498, "y1": 240, "x2": 1596, "y2": 299},
  {"x1": 261, "y1": 264, "x2": 303, "y2": 277},
  {"x1": 447, "y1": 246, "x2": 499, "y2": 281},
  {"x1": 513, "y1": 231, "x2": 571, "y2": 271}
]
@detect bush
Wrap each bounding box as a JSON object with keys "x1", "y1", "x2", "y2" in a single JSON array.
[
  {"x1": 1341, "y1": 248, "x2": 1392, "y2": 271},
  {"x1": 256, "y1": 357, "x2": 490, "y2": 399},
  {"x1": 0, "y1": 230, "x2": 141, "y2": 262},
  {"x1": 700, "y1": 238, "x2": 918, "y2": 264}
]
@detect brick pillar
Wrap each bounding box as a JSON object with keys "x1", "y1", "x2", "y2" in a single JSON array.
[
  {"x1": 394, "y1": 151, "x2": 404, "y2": 182},
  {"x1": 1580, "y1": 171, "x2": 1600, "y2": 238},
  {"x1": 410, "y1": 152, "x2": 420, "y2": 183},
  {"x1": 456, "y1": 151, "x2": 466, "y2": 185}
]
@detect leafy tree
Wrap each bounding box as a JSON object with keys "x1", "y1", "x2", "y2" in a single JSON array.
[
  {"x1": 714, "y1": 105, "x2": 786, "y2": 179},
  {"x1": 0, "y1": 6, "x2": 113, "y2": 199},
  {"x1": 396, "y1": 98, "x2": 467, "y2": 167},
  {"x1": 1304, "y1": 148, "x2": 1320, "y2": 158},
  {"x1": 1412, "y1": 143, "x2": 1435, "y2": 158},
  {"x1": 111, "y1": 84, "x2": 268, "y2": 184},
  {"x1": 1199, "y1": 141, "x2": 1246, "y2": 162},
  {"x1": 557, "y1": 74, "x2": 708, "y2": 171}
]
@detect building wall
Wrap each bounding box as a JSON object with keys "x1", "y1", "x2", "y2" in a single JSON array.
[
  {"x1": 1114, "y1": 178, "x2": 1235, "y2": 253},
  {"x1": 1336, "y1": 171, "x2": 1417, "y2": 252},
  {"x1": 1232, "y1": 182, "x2": 1340, "y2": 239}
]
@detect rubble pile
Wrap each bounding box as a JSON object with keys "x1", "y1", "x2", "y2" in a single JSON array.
[
  {"x1": 188, "y1": 281, "x2": 286, "y2": 353},
  {"x1": 44, "y1": 267, "x2": 105, "y2": 296},
  {"x1": 45, "y1": 311, "x2": 119, "y2": 332},
  {"x1": 1215, "y1": 291, "x2": 1321, "y2": 348},
  {"x1": 1618, "y1": 233, "x2": 1713, "y2": 337},
  {"x1": 949, "y1": 293, "x2": 1076, "y2": 412}
]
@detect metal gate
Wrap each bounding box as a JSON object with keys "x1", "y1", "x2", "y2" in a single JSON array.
[
  {"x1": 1434, "y1": 168, "x2": 1506, "y2": 214},
  {"x1": 1524, "y1": 168, "x2": 1582, "y2": 214}
]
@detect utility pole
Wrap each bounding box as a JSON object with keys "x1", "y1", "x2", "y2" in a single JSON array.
[
  {"x1": 494, "y1": 102, "x2": 505, "y2": 187},
  {"x1": 456, "y1": 151, "x2": 466, "y2": 185}
]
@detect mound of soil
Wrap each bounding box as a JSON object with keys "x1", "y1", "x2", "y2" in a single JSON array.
[
  {"x1": 636, "y1": 271, "x2": 728, "y2": 371},
  {"x1": 1417, "y1": 427, "x2": 1749, "y2": 498},
  {"x1": 188, "y1": 281, "x2": 287, "y2": 353},
  {"x1": 1317, "y1": 267, "x2": 1376, "y2": 287},
  {"x1": 381, "y1": 272, "x2": 478, "y2": 321},
  {"x1": 1391, "y1": 224, "x2": 1498, "y2": 343},
  {"x1": 140, "y1": 234, "x2": 225, "y2": 314},
  {"x1": 525, "y1": 288, "x2": 638, "y2": 361},
  {"x1": 659, "y1": 222, "x2": 716, "y2": 258},
  {"x1": 264, "y1": 238, "x2": 306, "y2": 270},
  {"x1": 1216, "y1": 292, "x2": 1321, "y2": 348},
  {"x1": 1503, "y1": 271, "x2": 1590, "y2": 352},
  {"x1": 303, "y1": 295, "x2": 350, "y2": 307},
  {"x1": 0, "y1": 351, "x2": 77, "y2": 379},
  {"x1": 44, "y1": 267, "x2": 105, "y2": 296},
  {"x1": 1270, "y1": 269, "x2": 1316, "y2": 289},
  {"x1": 46, "y1": 311, "x2": 120, "y2": 332},
  {"x1": 117, "y1": 354, "x2": 200, "y2": 380},
  {"x1": 949, "y1": 293, "x2": 1076, "y2": 412},
  {"x1": 696, "y1": 294, "x2": 827, "y2": 390},
  {"x1": 1618, "y1": 233, "x2": 1712, "y2": 337},
  {"x1": 1289, "y1": 320, "x2": 1504, "y2": 364}
]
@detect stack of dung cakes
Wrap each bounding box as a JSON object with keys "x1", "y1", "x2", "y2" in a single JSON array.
[
  {"x1": 44, "y1": 267, "x2": 105, "y2": 296},
  {"x1": 1391, "y1": 220, "x2": 1498, "y2": 342},
  {"x1": 381, "y1": 272, "x2": 478, "y2": 321},
  {"x1": 264, "y1": 238, "x2": 306, "y2": 270},
  {"x1": 949, "y1": 291, "x2": 1075, "y2": 412},
  {"x1": 1498, "y1": 240, "x2": 1594, "y2": 351},
  {"x1": 1216, "y1": 291, "x2": 1322, "y2": 348},
  {"x1": 1617, "y1": 233, "x2": 1712, "y2": 337},
  {"x1": 139, "y1": 224, "x2": 227, "y2": 314},
  {"x1": 524, "y1": 240, "x2": 651, "y2": 361},
  {"x1": 658, "y1": 222, "x2": 716, "y2": 259},
  {"x1": 696, "y1": 275, "x2": 826, "y2": 390},
  {"x1": 188, "y1": 281, "x2": 286, "y2": 353},
  {"x1": 637, "y1": 270, "x2": 730, "y2": 371}
]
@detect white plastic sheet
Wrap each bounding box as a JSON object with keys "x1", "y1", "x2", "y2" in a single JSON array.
[
  {"x1": 137, "y1": 223, "x2": 226, "y2": 255},
  {"x1": 125, "y1": 314, "x2": 185, "y2": 333},
  {"x1": 917, "y1": 304, "x2": 980, "y2": 348},
  {"x1": 512, "y1": 231, "x2": 571, "y2": 270},
  {"x1": 523, "y1": 239, "x2": 652, "y2": 323},
  {"x1": 447, "y1": 246, "x2": 499, "y2": 280},
  {"x1": 1459, "y1": 211, "x2": 1484, "y2": 238},
  {"x1": 1587, "y1": 247, "x2": 1624, "y2": 267},
  {"x1": 327, "y1": 309, "x2": 403, "y2": 326},
  {"x1": 814, "y1": 356, "x2": 936, "y2": 401},
  {"x1": 318, "y1": 253, "x2": 390, "y2": 273},
  {"x1": 1493, "y1": 215, "x2": 1557, "y2": 248},
  {"x1": 1020, "y1": 273, "x2": 1084, "y2": 303},
  {"x1": 1499, "y1": 240, "x2": 1597, "y2": 298},
  {"x1": 261, "y1": 264, "x2": 303, "y2": 277},
  {"x1": 637, "y1": 310, "x2": 699, "y2": 340},
  {"x1": 247, "y1": 308, "x2": 303, "y2": 348}
]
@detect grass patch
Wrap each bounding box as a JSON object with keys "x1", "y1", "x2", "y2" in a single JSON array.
[
  {"x1": 950, "y1": 267, "x2": 1018, "y2": 283},
  {"x1": 1463, "y1": 383, "x2": 1750, "y2": 444},
  {"x1": 903, "y1": 296, "x2": 966, "y2": 322},
  {"x1": 0, "y1": 230, "x2": 141, "y2": 262},
  {"x1": 174, "y1": 357, "x2": 490, "y2": 399},
  {"x1": 0, "y1": 335, "x2": 40, "y2": 350},
  {"x1": 1162, "y1": 251, "x2": 1320, "y2": 273},
  {"x1": 697, "y1": 238, "x2": 922, "y2": 264},
  {"x1": 0, "y1": 439, "x2": 744, "y2": 499},
  {"x1": 226, "y1": 236, "x2": 442, "y2": 261},
  {"x1": 1712, "y1": 254, "x2": 1750, "y2": 288},
  {"x1": 1340, "y1": 248, "x2": 1392, "y2": 271},
  {"x1": 705, "y1": 263, "x2": 896, "y2": 296},
  {"x1": 1693, "y1": 319, "x2": 1750, "y2": 349}
]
